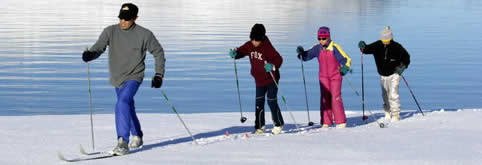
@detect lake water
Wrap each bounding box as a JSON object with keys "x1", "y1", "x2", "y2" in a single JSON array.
[{"x1": 1, "y1": 0, "x2": 482, "y2": 116}]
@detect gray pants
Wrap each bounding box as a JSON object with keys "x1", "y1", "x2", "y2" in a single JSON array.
[{"x1": 380, "y1": 74, "x2": 401, "y2": 116}]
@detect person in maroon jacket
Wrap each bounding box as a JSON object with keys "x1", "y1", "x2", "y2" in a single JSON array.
[{"x1": 229, "y1": 24, "x2": 284, "y2": 135}]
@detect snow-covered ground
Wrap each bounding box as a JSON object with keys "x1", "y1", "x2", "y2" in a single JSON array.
[{"x1": 1, "y1": 109, "x2": 481, "y2": 164}]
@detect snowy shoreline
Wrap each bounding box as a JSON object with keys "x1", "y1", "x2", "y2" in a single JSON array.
[{"x1": 1, "y1": 109, "x2": 481, "y2": 164}]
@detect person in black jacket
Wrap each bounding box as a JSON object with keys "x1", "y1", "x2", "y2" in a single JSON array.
[{"x1": 358, "y1": 26, "x2": 410, "y2": 122}]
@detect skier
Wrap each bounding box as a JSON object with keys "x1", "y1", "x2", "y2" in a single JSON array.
[
  {"x1": 296, "y1": 26, "x2": 351, "y2": 128},
  {"x1": 358, "y1": 26, "x2": 410, "y2": 122},
  {"x1": 82, "y1": 3, "x2": 165, "y2": 155},
  {"x1": 229, "y1": 23, "x2": 285, "y2": 135}
]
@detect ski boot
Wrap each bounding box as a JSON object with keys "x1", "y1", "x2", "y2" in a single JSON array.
[
  {"x1": 336, "y1": 123, "x2": 346, "y2": 128},
  {"x1": 129, "y1": 135, "x2": 143, "y2": 149},
  {"x1": 321, "y1": 124, "x2": 330, "y2": 128},
  {"x1": 271, "y1": 126, "x2": 283, "y2": 135},
  {"x1": 391, "y1": 114, "x2": 400, "y2": 122},
  {"x1": 384, "y1": 112, "x2": 392, "y2": 120},
  {"x1": 112, "y1": 137, "x2": 129, "y2": 156},
  {"x1": 252, "y1": 126, "x2": 265, "y2": 135}
]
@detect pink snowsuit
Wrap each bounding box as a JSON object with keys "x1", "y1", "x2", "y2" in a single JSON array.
[{"x1": 300, "y1": 41, "x2": 351, "y2": 125}]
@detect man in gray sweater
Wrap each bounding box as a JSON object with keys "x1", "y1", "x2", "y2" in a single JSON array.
[{"x1": 82, "y1": 3, "x2": 165, "y2": 156}]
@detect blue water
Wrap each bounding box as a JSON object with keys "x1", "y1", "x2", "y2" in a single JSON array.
[{"x1": 1, "y1": 0, "x2": 482, "y2": 115}]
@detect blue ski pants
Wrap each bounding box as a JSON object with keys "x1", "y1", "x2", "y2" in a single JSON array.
[{"x1": 115, "y1": 80, "x2": 143, "y2": 143}]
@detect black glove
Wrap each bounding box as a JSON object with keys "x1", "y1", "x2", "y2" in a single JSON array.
[
  {"x1": 296, "y1": 46, "x2": 304, "y2": 60},
  {"x1": 151, "y1": 73, "x2": 163, "y2": 88},
  {"x1": 358, "y1": 41, "x2": 366, "y2": 49},
  {"x1": 82, "y1": 51, "x2": 96, "y2": 62},
  {"x1": 395, "y1": 64, "x2": 407, "y2": 75},
  {"x1": 296, "y1": 46, "x2": 304, "y2": 54}
]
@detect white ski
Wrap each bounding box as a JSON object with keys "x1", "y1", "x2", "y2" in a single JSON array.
[
  {"x1": 57, "y1": 151, "x2": 116, "y2": 162},
  {"x1": 58, "y1": 144, "x2": 145, "y2": 162}
]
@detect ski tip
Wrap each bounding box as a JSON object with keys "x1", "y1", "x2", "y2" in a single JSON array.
[
  {"x1": 79, "y1": 144, "x2": 88, "y2": 155},
  {"x1": 57, "y1": 151, "x2": 67, "y2": 161}
]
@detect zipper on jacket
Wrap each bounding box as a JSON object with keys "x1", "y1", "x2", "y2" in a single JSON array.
[
  {"x1": 382, "y1": 45, "x2": 388, "y2": 69},
  {"x1": 384, "y1": 45, "x2": 388, "y2": 60}
]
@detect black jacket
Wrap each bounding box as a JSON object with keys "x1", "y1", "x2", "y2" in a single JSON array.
[{"x1": 362, "y1": 40, "x2": 410, "y2": 76}]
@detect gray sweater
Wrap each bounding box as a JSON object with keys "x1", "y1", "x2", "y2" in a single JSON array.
[{"x1": 89, "y1": 23, "x2": 165, "y2": 88}]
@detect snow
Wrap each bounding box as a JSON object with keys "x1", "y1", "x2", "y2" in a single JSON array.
[{"x1": 1, "y1": 109, "x2": 481, "y2": 164}]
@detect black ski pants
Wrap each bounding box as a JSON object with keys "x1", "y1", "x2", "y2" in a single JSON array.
[{"x1": 254, "y1": 82, "x2": 284, "y2": 129}]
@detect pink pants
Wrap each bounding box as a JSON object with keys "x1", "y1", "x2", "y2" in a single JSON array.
[{"x1": 320, "y1": 78, "x2": 346, "y2": 125}]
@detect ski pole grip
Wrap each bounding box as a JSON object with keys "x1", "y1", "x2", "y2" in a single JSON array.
[{"x1": 264, "y1": 61, "x2": 275, "y2": 72}]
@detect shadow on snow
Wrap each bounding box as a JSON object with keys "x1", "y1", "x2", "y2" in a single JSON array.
[{"x1": 131, "y1": 109, "x2": 441, "y2": 154}]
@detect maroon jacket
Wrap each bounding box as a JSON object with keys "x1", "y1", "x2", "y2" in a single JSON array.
[{"x1": 235, "y1": 38, "x2": 283, "y2": 87}]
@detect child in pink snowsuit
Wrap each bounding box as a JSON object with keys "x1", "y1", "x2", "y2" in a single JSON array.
[{"x1": 297, "y1": 27, "x2": 351, "y2": 128}]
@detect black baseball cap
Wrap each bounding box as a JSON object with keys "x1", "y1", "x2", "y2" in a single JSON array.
[{"x1": 118, "y1": 3, "x2": 138, "y2": 20}]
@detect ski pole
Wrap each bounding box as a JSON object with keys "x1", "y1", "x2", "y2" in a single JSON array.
[
  {"x1": 160, "y1": 90, "x2": 198, "y2": 144},
  {"x1": 361, "y1": 53, "x2": 368, "y2": 120},
  {"x1": 264, "y1": 61, "x2": 299, "y2": 129},
  {"x1": 86, "y1": 47, "x2": 95, "y2": 151},
  {"x1": 344, "y1": 75, "x2": 360, "y2": 97},
  {"x1": 233, "y1": 59, "x2": 247, "y2": 123},
  {"x1": 345, "y1": 76, "x2": 385, "y2": 128},
  {"x1": 299, "y1": 59, "x2": 313, "y2": 126},
  {"x1": 401, "y1": 75, "x2": 424, "y2": 116}
]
